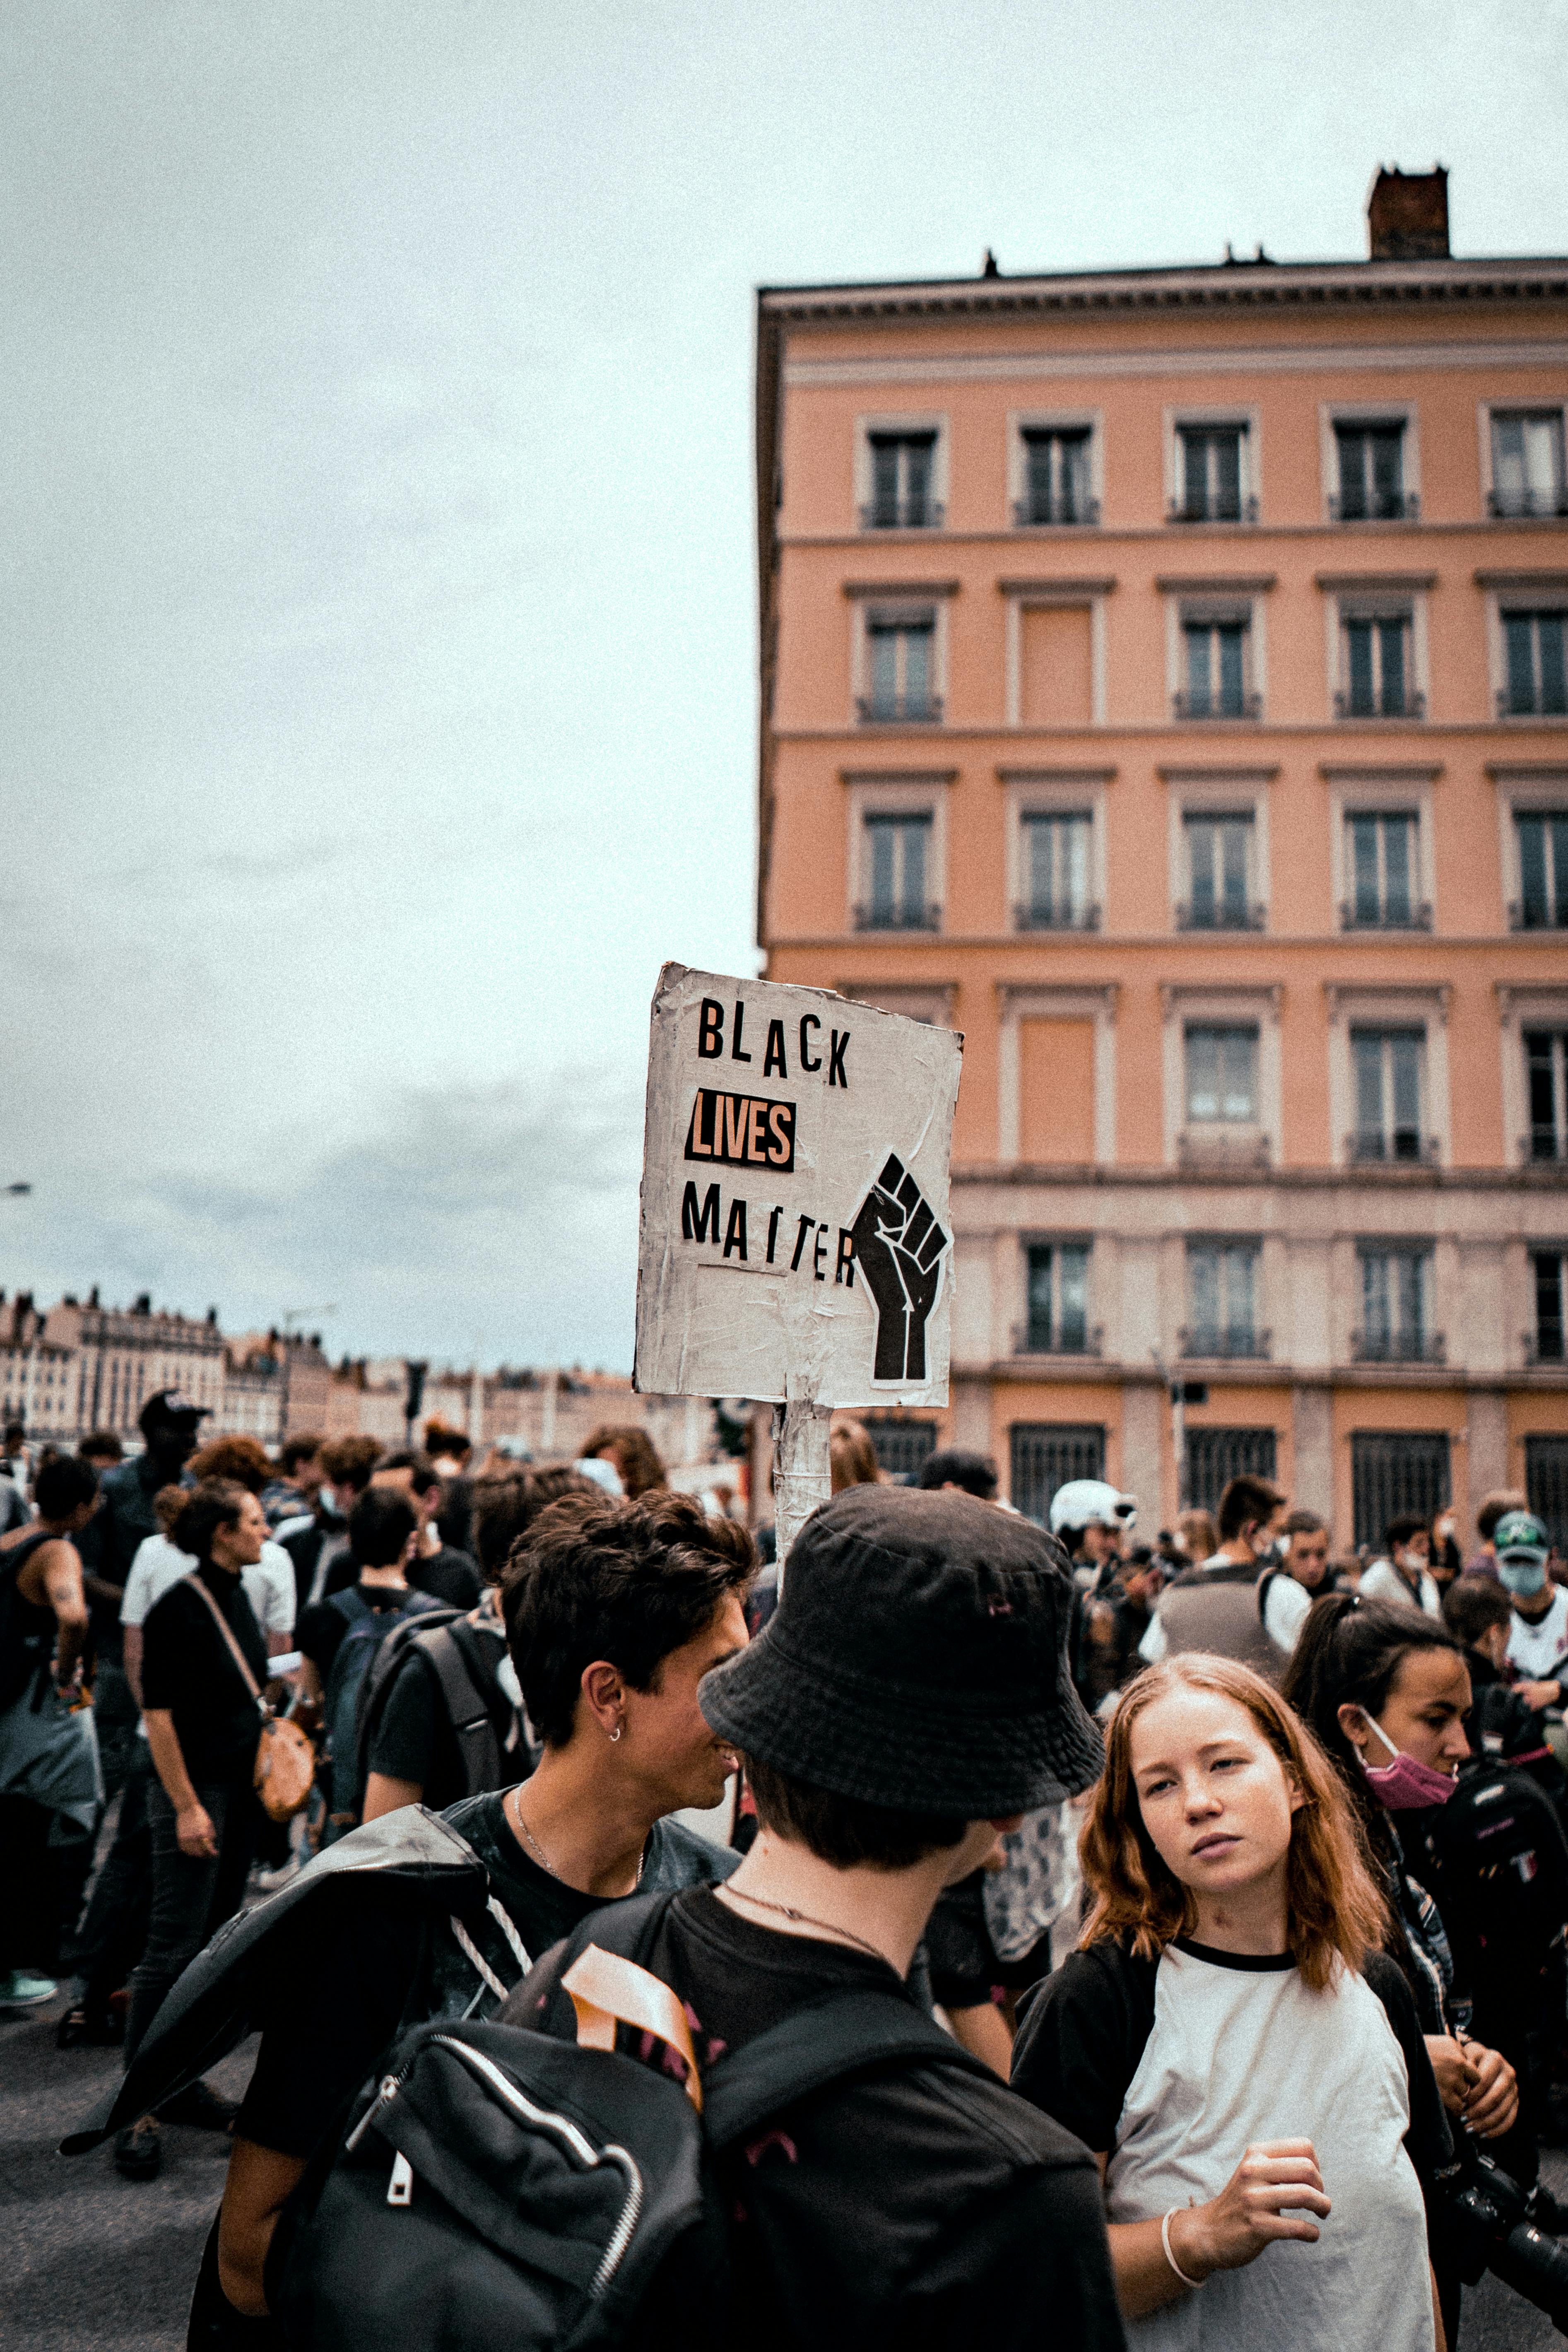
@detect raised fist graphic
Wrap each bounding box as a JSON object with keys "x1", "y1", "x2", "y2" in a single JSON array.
[{"x1": 850, "y1": 1153, "x2": 950, "y2": 1383}]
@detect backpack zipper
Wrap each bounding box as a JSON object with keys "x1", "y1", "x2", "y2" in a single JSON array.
[
  {"x1": 344, "y1": 2069, "x2": 407, "y2": 2154},
  {"x1": 426, "y1": 2035, "x2": 644, "y2": 2298}
]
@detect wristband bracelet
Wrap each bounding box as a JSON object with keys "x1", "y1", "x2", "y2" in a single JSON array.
[{"x1": 1161, "y1": 2208, "x2": 1205, "y2": 2291}]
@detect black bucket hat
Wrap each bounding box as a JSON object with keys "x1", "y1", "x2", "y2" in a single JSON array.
[{"x1": 700, "y1": 1484, "x2": 1103, "y2": 1816}]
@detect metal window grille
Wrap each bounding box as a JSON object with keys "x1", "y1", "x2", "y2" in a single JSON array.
[
  {"x1": 1185, "y1": 1427, "x2": 1277, "y2": 1516},
  {"x1": 1351, "y1": 1432, "x2": 1450, "y2": 1552},
  {"x1": 1526, "y1": 1435, "x2": 1568, "y2": 1554},
  {"x1": 1010, "y1": 1423, "x2": 1106, "y2": 1528},
  {"x1": 861, "y1": 1419, "x2": 938, "y2": 1482}
]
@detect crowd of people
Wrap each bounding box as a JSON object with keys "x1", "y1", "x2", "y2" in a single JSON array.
[{"x1": 5, "y1": 1395, "x2": 1568, "y2": 2350}]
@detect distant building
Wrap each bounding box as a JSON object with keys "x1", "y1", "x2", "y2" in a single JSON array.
[{"x1": 754, "y1": 169, "x2": 1568, "y2": 1548}]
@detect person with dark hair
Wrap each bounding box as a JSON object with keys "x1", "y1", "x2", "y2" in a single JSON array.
[
  {"x1": 1081, "y1": 1545, "x2": 1165, "y2": 1706},
  {"x1": 1139, "y1": 1474, "x2": 1291, "y2": 1673},
  {"x1": 293, "y1": 1490, "x2": 444, "y2": 1843},
  {"x1": 1442, "y1": 1575, "x2": 1567, "y2": 1779},
  {"x1": 205, "y1": 1489, "x2": 751, "y2": 2326},
  {"x1": 113, "y1": 1478, "x2": 272, "y2": 2179},
  {"x1": 422, "y1": 1421, "x2": 474, "y2": 1553},
  {"x1": 0, "y1": 1454, "x2": 98, "y2": 2008},
  {"x1": 1492, "y1": 1509, "x2": 1568, "y2": 1697},
  {"x1": 280, "y1": 1434, "x2": 380, "y2": 1612},
  {"x1": 370, "y1": 1448, "x2": 482, "y2": 1608},
  {"x1": 1280, "y1": 1593, "x2": 1551, "y2": 2325},
  {"x1": 916, "y1": 1446, "x2": 1000, "y2": 1500},
  {"x1": 261, "y1": 1431, "x2": 326, "y2": 1533},
  {"x1": 78, "y1": 1430, "x2": 124, "y2": 1474},
  {"x1": 1467, "y1": 1491, "x2": 1529, "y2": 1578},
  {"x1": 1013, "y1": 1653, "x2": 1449, "y2": 2350},
  {"x1": 580, "y1": 1420, "x2": 667, "y2": 1499},
  {"x1": 1362, "y1": 1515, "x2": 1443, "y2": 1617},
  {"x1": 503, "y1": 1484, "x2": 1120, "y2": 2352}
]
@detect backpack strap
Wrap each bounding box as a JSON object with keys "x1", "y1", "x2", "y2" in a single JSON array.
[
  {"x1": 410, "y1": 1619, "x2": 503, "y2": 1795},
  {"x1": 701, "y1": 1986, "x2": 994, "y2": 2152}
]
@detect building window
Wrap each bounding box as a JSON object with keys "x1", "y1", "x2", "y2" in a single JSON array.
[
  {"x1": 1021, "y1": 1242, "x2": 1092, "y2": 1354},
  {"x1": 1337, "y1": 613, "x2": 1421, "y2": 720},
  {"x1": 1526, "y1": 1030, "x2": 1568, "y2": 1161},
  {"x1": 1171, "y1": 425, "x2": 1254, "y2": 524},
  {"x1": 1017, "y1": 810, "x2": 1095, "y2": 930},
  {"x1": 857, "y1": 812, "x2": 937, "y2": 931},
  {"x1": 1512, "y1": 810, "x2": 1568, "y2": 929},
  {"x1": 1499, "y1": 611, "x2": 1568, "y2": 718},
  {"x1": 1179, "y1": 811, "x2": 1261, "y2": 930},
  {"x1": 1355, "y1": 1246, "x2": 1437, "y2": 1362},
  {"x1": 1343, "y1": 811, "x2": 1427, "y2": 929},
  {"x1": 859, "y1": 614, "x2": 939, "y2": 724},
  {"x1": 1176, "y1": 617, "x2": 1257, "y2": 720},
  {"x1": 1351, "y1": 1028, "x2": 1427, "y2": 1163},
  {"x1": 1186, "y1": 1427, "x2": 1277, "y2": 1515},
  {"x1": 1010, "y1": 1422, "x2": 1105, "y2": 1527},
  {"x1": 1332, "y1": 423, "x2": 1415, "y2": 521},
  {"x1": 862, "y1": 431, "x2": 941, "y2": 530},
  {"x1": 860, "y1": 1419, "x2": 938, "y2": 1479},
  {"x1": 1184, "y1": 1242, "x2": 1264, "y2": 1359},
  {"x1": 1532, "y1": 1252, "x2": 1566, "y2": 1364},
  {"x1": 1351, "y1": 1432, "x2": 1450, "y2": 1550},
  {"x1": 1186, "y1": 1026, "x2": 1257, "y2": 1123},
  {"x1": 1490, "y1": 412, "x2": 1568, "y2": 519},
  {"x1": 1016, "y1": 427, "x2": 1096, "y2": 527},
  {"x1": 1527, "y1": 1434, "x2": 1568, "y2": 1554}
]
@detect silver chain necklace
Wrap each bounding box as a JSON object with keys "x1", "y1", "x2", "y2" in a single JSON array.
[
  {"x1": 508, "y1": 1783, "x2": 642, "y2": 1887},
  {"x1": 720, "y1": 1883, "x2": 891, "y2": 1964}
]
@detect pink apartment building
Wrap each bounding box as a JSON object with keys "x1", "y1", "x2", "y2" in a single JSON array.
[{"x1": 754, "y1": 170, "x2": 1568, "y2": 1547}]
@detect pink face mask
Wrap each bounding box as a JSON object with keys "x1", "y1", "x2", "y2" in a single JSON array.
[{"x1": 1357, "y1": 1710, "x2": 1457, "y2": 1810}]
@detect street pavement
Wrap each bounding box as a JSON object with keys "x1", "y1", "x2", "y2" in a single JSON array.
[{"x1": 3, "y1": 1981, "x2": 1565, "y2": 2347}]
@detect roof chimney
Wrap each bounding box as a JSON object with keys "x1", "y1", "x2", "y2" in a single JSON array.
[{"x1": 1368, "y1": 166, "x2": 1449, "y2": 261}]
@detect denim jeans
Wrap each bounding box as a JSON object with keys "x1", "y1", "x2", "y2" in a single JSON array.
[{"x1": 125, "y1": 1778, "x2": 256, "y2": 2065}]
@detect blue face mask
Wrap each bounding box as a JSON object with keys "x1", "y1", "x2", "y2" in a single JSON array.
[{"x1": 1499, "y1": 1557, "x2": 1549, "y2": 1599}]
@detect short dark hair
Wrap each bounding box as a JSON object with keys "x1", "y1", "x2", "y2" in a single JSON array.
[
  {"x1": 349, "y1": 1487, "x2": 418, "y2": 1570},
  {"x1": 36, "y1": 1454, "x2": 100, "y2": 1520},
  {"x1": 320, "y1": 1434, "x2": 383, "y2": 1494},
  {"x1": 424, "y1": 1421, "x2": 471, "y2": 1462},
  {"x1": 471, "y1": 1466, "x2": 600, "y2": 1583},
  {"x1": 279, "y1": 1432, "x2": 324, "y2": 1476},
  {"x1": 1385, "y1": 1514, "x2": 1430, "y2": 1555},
  {"x1": 1285, "y1": 1509, "x2": 1327, "y2": 1538},
  {"x1": 1477, "y1": 1492, "x2": 1527, "y2": 1545},
  {"x1": 744, "y1": 1755, "x2": 968, "y2": 1870},
  {"x1": 1443, "y1": 1575, "x2": 1514, "y2": 1647},
  {"x1": 1217, "y1": 1476, "x2": 1284, "y2": 1541},
  {"x1": 916, "y1": 1449, "x2": 999, "y2": 1500},
  {"x1": 171, "y1": 1479, "x2": 251, "y2": 1565},
  {"x1": 4, "y1": 1422, "x2": 25, "y2": 1448},
  {"x1": 501, "y1": 1491, "x2": 754, "y2": 1749},
  {"x1": 79, "y1": 1430, "x2": 123, "y2": 1464},
  {"x1": 375, "y1": 1447, "x2": 440, "y2": 1497}
]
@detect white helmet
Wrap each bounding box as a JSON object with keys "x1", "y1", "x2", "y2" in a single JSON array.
[{"x1": 1049, "y1": 1478, "x2": 1137, "y2": 1537}]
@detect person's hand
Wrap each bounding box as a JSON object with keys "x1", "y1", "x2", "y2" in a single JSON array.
[
  {"x1": 1171, "y1": 2141, "x2": 1330, "y2": 2280},
  {"x1": 1517, "y1": 1680, "x2": 1561, "y2": 1713},
  {"x1": 176, "y1": 1802, "x2": 218, "y2": 1860},
  {"x1": 1425, "y1": 2034, "x2": 1480, "y2": 2113},
  {"x1": 1459, "y1": 2038, "x2": 1519, "y2": 2138}
]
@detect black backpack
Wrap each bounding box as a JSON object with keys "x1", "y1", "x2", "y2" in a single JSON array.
[
  {"x1": 1421, "y1": 1757, "x2": 1568, "y2": 2007},
  {"x1": 270, "y1": 1888, "x2": 993, "y2": 2352},
  {"x1": 354, "y1": 1606, "x2": 527, "y2": 1803}
]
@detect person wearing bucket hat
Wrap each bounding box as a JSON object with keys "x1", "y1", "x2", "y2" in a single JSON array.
[
  {"x1": 1493, "y1": 1511, "x2": 1568, "y2": 1703},
  {"x1": 506, "y1": 1484, "x2": 1120, "y2": 2352}
]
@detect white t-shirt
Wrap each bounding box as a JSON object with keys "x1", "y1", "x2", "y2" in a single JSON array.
[
  {"x1": 121, "y1": 1533, "x2": 296, "y2": 1638},
  {"x1": 1016, "y1": 1939, "x2": 1438, "y2": 2352},
  {"x1": 1506, "y1": 1584, "x2": 1568, "y2": 1680},
  {"x1": 1139, "y1": 1553, "x2": 1302, "y2": 1665},
  {"x1": 1360, "y1": 1559, "x2": 1442, "y2": 1618}
]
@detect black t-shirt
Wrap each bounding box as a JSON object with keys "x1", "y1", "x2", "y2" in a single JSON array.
[
  {"x1": 140, "y1": 1562, "x2": 270, "y2": 1787},
  {"x1": 235, "y1": 1793, "x2": 737, "y2": 2160},
  {"x1": 365, "y1": 1616, "x2": 517, "y2": 1805},
  {"x1": 509, "y1": 1888, "x2": 1124, "y2": 2352},
  {"x1": 410, "y1": 1545, "x2": 482, "y2": 1609}
]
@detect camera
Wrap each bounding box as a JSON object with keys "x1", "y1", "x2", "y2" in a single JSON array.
[{"x1": 1445, "y1": 2145, "x2": 1568, "y2": 2333}]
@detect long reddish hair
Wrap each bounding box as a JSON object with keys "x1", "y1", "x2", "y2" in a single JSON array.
[{"x1": 1080, "y1": 1656, "x2": 1386, "y2": 1992}]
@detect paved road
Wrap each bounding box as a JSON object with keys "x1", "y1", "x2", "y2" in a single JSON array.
[{"x1": 4, "y1": 1983, "x2": 1565, "y2": 2347}]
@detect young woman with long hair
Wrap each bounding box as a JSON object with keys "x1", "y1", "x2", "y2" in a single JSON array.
[{"x1": 1011, "y1": 1655, "x2": 1451, "y2": 2351}]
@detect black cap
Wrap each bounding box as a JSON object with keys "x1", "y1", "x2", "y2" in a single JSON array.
[
  {"x1": 139, "y1": 1389, "x2": 210, "y2": 1440},
  {"x1": 699, "y1": 1484, "x2": 1102, "y2": 1816}
]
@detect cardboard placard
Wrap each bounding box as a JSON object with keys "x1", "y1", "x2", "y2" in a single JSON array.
[{"x1": 634, "y1": 964, "x2": 963, "y2": 1406}]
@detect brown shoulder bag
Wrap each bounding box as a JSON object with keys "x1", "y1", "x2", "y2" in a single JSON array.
[{"x1": 184, "y1": 1573, "x2": 315, "y2": 1822}]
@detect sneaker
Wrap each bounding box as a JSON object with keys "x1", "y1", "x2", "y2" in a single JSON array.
[
  {"x1": 158, "y1": 2078, "x2": 239, "y2": 2133},
  {"x1": 113, "y1": 2116, "x2": 161, "y2": 2181},
  {"x1": 0, "y1": 1970, "x2": 59, "y2": 2009},
  {"x1": 251, "y1": 1855, "x2": 301, "y2": 1894}
]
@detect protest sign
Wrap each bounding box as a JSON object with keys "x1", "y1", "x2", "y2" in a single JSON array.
[{"x1": 634, "y1": 964, "x2": 963, "y2": 1415}]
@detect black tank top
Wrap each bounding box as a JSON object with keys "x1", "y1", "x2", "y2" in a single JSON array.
[{"x1": 1, "y1": 1526, "x2": 65, "y2": 1709}]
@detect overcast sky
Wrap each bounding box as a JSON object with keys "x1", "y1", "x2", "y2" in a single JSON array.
[{"x1": 2, "y1": 1, "x2": 1564, "y2": 1372}]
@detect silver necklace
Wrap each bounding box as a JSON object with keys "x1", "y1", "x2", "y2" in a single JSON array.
[
  {"x1": 720, "y1": 1883, "x2": 890, "y2": 1964},
  {"x1": 508, "y1": 1783, "x2": 643, "y2": 1887}
]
